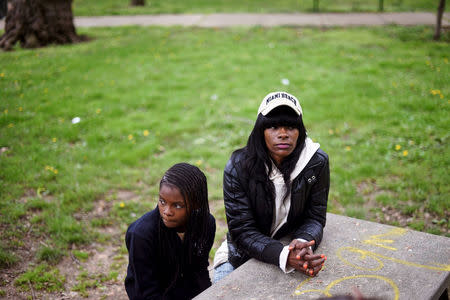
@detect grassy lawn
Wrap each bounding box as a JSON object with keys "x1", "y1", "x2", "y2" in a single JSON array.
[
  {"x1": 0, "y1": 25, "x2": 449, "y2": 296},
  {"x1": 72, "y1": 0, "x2": 446, "y2": 16}
]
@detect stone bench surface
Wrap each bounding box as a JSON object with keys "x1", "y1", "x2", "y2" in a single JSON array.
[{"x1": 196, "y1": 213, "x2": 450, "y2": 300}]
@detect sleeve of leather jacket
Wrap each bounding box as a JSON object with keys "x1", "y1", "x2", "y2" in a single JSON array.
[
  {"x1": 293, "y1": 151, "x2": 329, "y2": 250},
  {"x1": 223, "y1": 157, "x2": 284, "y2": 266}
]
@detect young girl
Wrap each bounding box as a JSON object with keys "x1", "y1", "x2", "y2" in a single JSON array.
[{"x1": 125, "y1": 163, "x2": 216, "y2": 299}]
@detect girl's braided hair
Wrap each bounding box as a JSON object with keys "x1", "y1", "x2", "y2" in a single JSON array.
[{"x1": 157, "y1": 163, "x2": 210, "y2": 294}]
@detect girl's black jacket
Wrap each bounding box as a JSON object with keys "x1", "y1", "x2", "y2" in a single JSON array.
[
  {"x1": 125, "y1": 208, "x2": 216, "y2": 300},
  {"x1": 224, "y1": 148, "x2": 329, "y2": 268}
]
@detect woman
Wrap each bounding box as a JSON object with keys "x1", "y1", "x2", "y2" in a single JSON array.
[
  {"x1": 125, "y1": 163, "x2": 216, "y2": 299},
  {"x1": 213, "y1": 91, "x2": 329, "y2": 281}
]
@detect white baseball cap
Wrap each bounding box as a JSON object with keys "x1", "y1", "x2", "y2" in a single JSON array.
[{"x1": 257, "y1": 91, "x2": 303, "y2": 116}]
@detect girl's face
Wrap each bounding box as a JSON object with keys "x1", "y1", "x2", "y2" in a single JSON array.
[
  {"x1": 264, "y1": 125, "x2": 299, "y2": 165},
  {"x1": 158, "y1": 184, "x2": 188, "y2": 232}
]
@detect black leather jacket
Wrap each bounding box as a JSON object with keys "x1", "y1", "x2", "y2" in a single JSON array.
[{"x1": 224, "y1": 148, "x2": 329, "y2": 268}]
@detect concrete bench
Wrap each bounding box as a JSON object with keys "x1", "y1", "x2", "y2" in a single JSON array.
[{"x1": 196, "y1": 213, "x2": 450, "y2": 300}]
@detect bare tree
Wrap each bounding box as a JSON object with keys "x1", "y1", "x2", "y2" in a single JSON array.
[
  {"x1": 0, "y1": 0, "x2": 86, "y2": 51},
  {"x1": 434, "y1": 0, "x2": 446, "y2": 40}
]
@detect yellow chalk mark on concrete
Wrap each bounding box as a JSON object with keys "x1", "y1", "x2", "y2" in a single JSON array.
[
  {"x1": 363, "y1": 228, "x2": 408, "y2": 250},
  {"x1": 337, "y1": 247, "x2": 384, "y2": 271},
  {"x1": 293, "y1": 277, "x2": 312, "y2": 294},
  {"x1": 337, "y1": 246, "x2": 450, "y2": 272},
  {"x1": 294, "y1": 275, "x2": 399, "y2": 299}
]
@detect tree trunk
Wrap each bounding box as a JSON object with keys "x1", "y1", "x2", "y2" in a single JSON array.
[
  {"x1": 0, "y1": 0, "x2": 7, "y2": 19},
  {"x1": 0, "y1": 0, "x2": 86, "y2": 51},
  {"x1": 130, "y1": 0, "x2": 145, "y2": 6},
  {"x1": 434, "y1": 0, "x2": 446, "y2": 40}
]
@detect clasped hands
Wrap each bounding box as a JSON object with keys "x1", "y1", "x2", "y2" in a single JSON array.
[{"x1": 287, "y1": 240, "x2": 326, "y2": 277}]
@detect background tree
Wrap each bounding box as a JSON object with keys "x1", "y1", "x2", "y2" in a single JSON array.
[
  {"x1": 0, "y1": 0, "x2": 86, "y2": 51},
  {"x1": 0, "y1": 0, "x2": 7, "y2": 19},
  {"x1": 434, "y1": 0, "x2": 446, "y2": 40},
  {"x1": 130, "y1": 0, "x2": 145, "y2": 6}
]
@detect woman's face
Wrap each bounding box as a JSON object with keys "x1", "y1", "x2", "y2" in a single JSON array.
[
  {"x1": 158, "y1": 184, "x2": 188, "y2": 232},
  {"x1": 264, "y1": 125, "x2": 299, "y2": 165}
]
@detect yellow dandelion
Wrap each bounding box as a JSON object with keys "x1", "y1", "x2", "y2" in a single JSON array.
[
  {"x1": 96, "y1": 108, "x2": 101, "y2": 114},
  {"x1": 440, "y1": 94, "x2": 444, "y2": 99},
  {"x1": 128, "y1": 134, "x2": 133, "y2": 141},
  {"x1": 0, "y1": 73, "x2": 4, "y2": 77},
  {"x1": 53, "y1": 169, "x2": 58, "y2": 174},
  {"x1": 402, "y1": 150, "x2": 408, "y2": 157},
  {"x1": 4, "y1": 109, "x2": 8, "y2": 114},
  {"x1": 143, "y1": 130, "x2": 150, "y2": 137},
  {"x1": 52, "y1": 137, "x2": 57, "y2": 143},
  {"x1": 119, "y1": 202, "x2": 125, "y2": 208},
  {"x1": 18, "y1": 107, "x2": 23, "y2": 112},
  {"x1": 395, "y1": 145, "x2": 401, "y2": 151},
  {"x1": 195, "y1": 160, "x2": 203, "y2": 166},
  {"x1": 7, "y1": 123, "x2": 13, "y2": 128},
  {"x1": 345, "y1": 146, "x2": 351, "y2": 151}
]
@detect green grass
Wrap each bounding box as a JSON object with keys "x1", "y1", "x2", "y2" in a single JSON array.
[
  {"x1": 36, "y1": 246, "x2": 64, "y2": 264},
  {"x1": 72, "y1": 250, "x2": 89, "y2": 262},
  {"x1": 14, "y1": 263, "x2": 66, "y2": 292},
  {"x1": 0, "y1": 243, "x2": 18, "y2": 268},
  {"x1": 72, "y1": 0, "x2": 446, "y2": 16},
  {"x1": 72, "y1": 268, "x2": 118, "y2": 297},
  {"x1": 1, "y1": 25, "x2": 449, "y2": 275}
]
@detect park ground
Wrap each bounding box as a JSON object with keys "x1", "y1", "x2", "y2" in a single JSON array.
[{"x1": 0, "y1": 2, "x2": 449, "y2": 299}]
